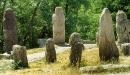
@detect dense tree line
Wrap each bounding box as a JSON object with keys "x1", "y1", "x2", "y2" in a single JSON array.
[{"x1": 0, "y1": 0, "x2": 130, "y2": 53}]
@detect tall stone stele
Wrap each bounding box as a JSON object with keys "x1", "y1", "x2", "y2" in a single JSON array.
[
  {"x1": 3, "y1": 8, "x2": 18, "y2": 54},
  {"x1": 45, "y1": 38, "x2": 56, "y2": 63},
  {"x1": 116, "y1": 10, "x2": 130, "y2": 46},
  {"x1": 12, "y1": 45, "x2": 28, "y2": 69},
  {"x1": 98, "y1": 8, "x2": 119, "y2": 61},
  {"x1": 52, "y1": 7, "x2": 65, "y2": 45}
]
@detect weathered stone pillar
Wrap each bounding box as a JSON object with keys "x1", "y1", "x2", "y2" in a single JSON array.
[
  {"x1": 116, "y1": 10, "x2": 130, "y2": 46},
  {"x1": 69, "y1": 32, "x2": 81, "y2": 46},
  {"x1": 52, "y1": 7, "x2": 65, "y2": 45},
  {"x1": 37, "y1": 38, "x2": 47, "y2": 48},
  {"x1": 98, "y1": 8, "x2": 119, "y2": 61},
  {"x1": 121, "y1": 43, "x2": 130, "y2": 56},
  {"x1": 45, "y1": 38, "x2": 56, "y2": 63},
  {"x1": 12, "y1": 45, "x2": 28, "y2": 69},
  {"x1": 3, "y1": 8, "x2": 18, "y2": 54},
  {"x1": 70, "y1": 42, "x2": 84, "y2": 67}
]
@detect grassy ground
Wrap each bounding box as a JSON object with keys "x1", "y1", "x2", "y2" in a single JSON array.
[
  {"x1": 4, "y1": 48, "x2": 99, "y2": 75},
  {"x1": 2, "y1": 48, "x2": 130, "y2": 75},
  {"x1": 27, "y1": 45, "x2": 58, "y2": 54},
  {"x1": 0, "y1": 59, "x2": 13, "y2": 74},
  {"x1": 27, "y1": 48, "x2": 45, "y2": 54}
]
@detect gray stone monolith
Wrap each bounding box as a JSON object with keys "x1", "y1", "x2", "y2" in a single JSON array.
[
  {"x1": 52, "y1": 7, "x2": 65, "y2": 45},
  {"x1": 116, "y1": 10, "x2": 130, "y2": 46},
  {"x1": 98, "y1": 8, "x2": 119, "y2": 61},
  {"x1": 3, "y1": 8, "x2": 18, "y2": 54}
]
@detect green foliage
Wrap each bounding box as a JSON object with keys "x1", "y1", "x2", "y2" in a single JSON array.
[
  {"x1": 39, "y1": 0, "x2": 52, "y2": 38},
  {"x1": 64, "y1": 0, "x2": 89, "y2": 41},
  {"x1": 0, "y1": 0, "x2": 129, "y2": 52},
  {"x1": 77, "y1": 6, "x2": 99, "y2": 40},
  {"x1": 89, "y1": 0, "x2": 130, "y2": 40},
  {"x1": 11, "y1": 60, "x2": 28, "y2": 70}
]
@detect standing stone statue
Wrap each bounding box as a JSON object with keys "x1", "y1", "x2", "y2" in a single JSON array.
[
  {"x1": 12, "y1": 45, "x2": 28, "y2": 69},
  {"x1": 37, "y1": 38, "x2": 47, "y2": 47},
  {"x1": 69, "y1": 32, "x2": 81, "y2": 46},
  {"x1": 98, "y1": 8, "x2": 119, "y2": 61},
  {"x1": 3, "y1": 8, "x2": 18, "y2": 54},
  {"x1": 45, "y1": 38, "x2": 56, "y2": 63},
  {"x1": 52, "y1": 7, "x2": 65, "y2": 45},
  {"x1": 70, "y1": 42, "x2": 84, "y2": 67},
  {"x1": 121, "y1": 43, "x2": 130, "y2": 56},
  {"x1": 116, "y1": 10, "x2": 130, "y2": 46}
]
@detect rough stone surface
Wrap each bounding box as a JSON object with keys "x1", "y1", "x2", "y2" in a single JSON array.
[
  {"x1": 121, "y1": 43, "x2": 130, "y2": 56},
  {"x1": 45, "y1": 38, "x2": 56, "y2": 63},
  {"x1": 12, "y1": 45, "x2": 28, "y2": 68},
  {"x1": 37, "y1": 38, "x2": 47, "y2": 48},
  {"x1": 98, "y1": 8, "x2": 119, "y2": 61},
  {"x1": 116, "y1": 10, "x2": 130, "y2": 46},
  {"x1": 70, "y1": 42, "x2": 84, "y2": 67},
  {"x1": 80, "y1": 64, "x2": 130, "y2": 73},
  {"x1": 3, "y1": 8, "x2": 18, "y2": 54},
  {"x1": 52, "y1": 7, "x2": 65, "y2": 45},
  {"x1": 69, "y1": 32, "x2": 81, "y2": 46}
]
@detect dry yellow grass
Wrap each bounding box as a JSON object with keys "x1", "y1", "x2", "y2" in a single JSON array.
[
  {"x1": 0, "y1": 59, "x2": 12, "y2": 74},
  {"x1": 27, "y1": 45, "x2": 59, "y2": 54},
  {"x1": 5, "y1": 48, "x2": 99, "y2": 75},
  {"x1": 27, "y1": 48, "x2": 45, "y2": 54},
  {"x1": 4, "y1": 47, "x2": 130, "y2": 75},
  {"x1": 81, "y1": 48, "x2": 100, "y2": 66}
]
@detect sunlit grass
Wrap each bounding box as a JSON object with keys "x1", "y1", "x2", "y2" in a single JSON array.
[
  {"x1": 81, "y1": 48, "x2": 100, "y2": 66},
  {"x1": 0, "y1": 59, "x2": 13, "y2": 74},
  {"x1": 27, "y1": 48, "x2": 45, "y2": 54},
  {"x1": 5, "y1": 48, "x2": 99, "y2": 75},
  {"x1": 27, "y1": 45, "x2": 59, "y2": 55},
  {"x1": 3, "y1": 48, "x2": 130, "y2": 75}
]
